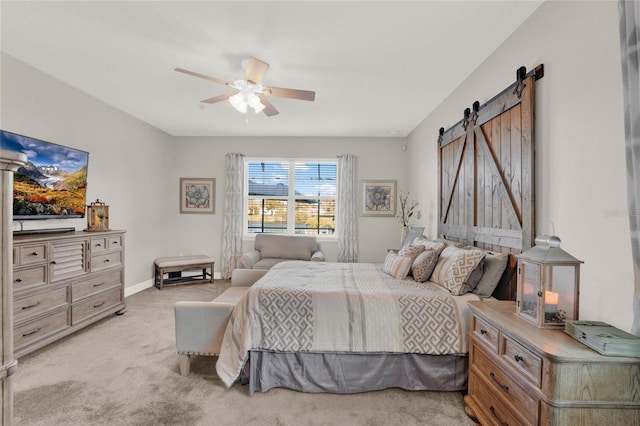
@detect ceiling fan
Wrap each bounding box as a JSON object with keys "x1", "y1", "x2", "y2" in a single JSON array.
[{"x1": 175, "y1": 57, "x2": 315, "y2": 117}]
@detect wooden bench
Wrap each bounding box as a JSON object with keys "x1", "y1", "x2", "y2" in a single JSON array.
[{"x1": 154, "y1": 255, "x2": 214, "y2": 290}]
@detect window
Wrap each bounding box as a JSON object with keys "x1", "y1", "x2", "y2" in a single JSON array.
[{"x1": 246, "y1": 160, "x2": 337, "y2": 235}]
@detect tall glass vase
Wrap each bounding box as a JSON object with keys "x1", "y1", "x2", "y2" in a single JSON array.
[{"x1": 401, "y1": 226, "x2": 409, "y2": 247}]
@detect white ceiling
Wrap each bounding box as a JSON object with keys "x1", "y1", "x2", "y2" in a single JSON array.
[{"x1": 1, "y1": 1, "x2": 543, "y2": 137}]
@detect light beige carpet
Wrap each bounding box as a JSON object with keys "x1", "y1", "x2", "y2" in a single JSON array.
[{"x1": 14, "y1": 282, "x2": 478, "y2": 426}]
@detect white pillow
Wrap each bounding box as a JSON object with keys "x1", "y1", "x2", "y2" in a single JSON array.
[{"x1": 412, "y1": 236, "x2": 446, "y2": 256}]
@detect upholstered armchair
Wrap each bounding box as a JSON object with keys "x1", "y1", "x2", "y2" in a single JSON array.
[{"x1": 238, "y1": 234, "x2": 324, "y2": 270}]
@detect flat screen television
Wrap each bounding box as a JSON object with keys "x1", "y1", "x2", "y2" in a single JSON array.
[{"x1": 1, "y1": 130, "x2": 89, "y2": 220}]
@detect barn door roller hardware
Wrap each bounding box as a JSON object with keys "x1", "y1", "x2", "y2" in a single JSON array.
[{"x1": 513, "y1": 64, "x2": 545, "y2": 98}]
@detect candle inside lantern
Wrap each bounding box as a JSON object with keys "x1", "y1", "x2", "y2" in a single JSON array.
[{"x1": 545, "y1": 291, "x2": 559, "y2": 314}]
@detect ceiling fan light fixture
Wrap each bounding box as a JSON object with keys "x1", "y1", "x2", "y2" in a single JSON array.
[
  {"x1": 229, "y1": 92, "x2": 248, "y2": 113},
  {"x1": 248, "y1": 93, "x2": 265, "y2": 113},
  {"x1": 228, "y1": 80, "x2": 265, "y2": 113}
]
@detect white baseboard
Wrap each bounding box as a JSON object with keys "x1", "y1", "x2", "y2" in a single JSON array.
[
  {"x1": 124, "y1": 272, "x2": 222, "y2": 298},
  {"x1": 124, "y1": 279, "x2": 153, "y2": 298}
]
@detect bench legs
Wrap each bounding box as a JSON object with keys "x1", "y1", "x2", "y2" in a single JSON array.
[{"x1": 155, "y1": 261, "x2": 214, "y2": 290}]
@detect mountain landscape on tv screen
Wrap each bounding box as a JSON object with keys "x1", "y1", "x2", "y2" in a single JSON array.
[
  {"x1": 13, "y1": 163, "x2": 87, "y2": 216},
  {"x1": 1, "y1": 130, "x2": 88, "y2": 218}
]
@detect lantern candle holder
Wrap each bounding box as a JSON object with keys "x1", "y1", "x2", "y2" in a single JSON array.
[
  {"x1": 516, "y1": 235, "x2": 583, "y2": 328},
  {"x1": 85, "y1": 199, "x2": 110, "y2": 232}
]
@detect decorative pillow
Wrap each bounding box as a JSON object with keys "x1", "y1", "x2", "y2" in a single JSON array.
[
  {"x1": 411, "y1": 248, "x2": 439, "y2": 282},
  {"x1": 383, "y1": 251, "x2": 413, "y2": 280},
  {"x1": 473, "y1": 251, "x2": 509, "y2": 297},
  {"x1": 430, "y1": 246, "x2": 486, "y2": 295},
  {"x1": 398, "y1": 244, "x2": 425, "y2": 262},
  {"x1": 412, "y1": 236, "x2": 447, "y2": 256},
  {"x1": 465, "y1": 258, "x2": 485, "y2": 292}
]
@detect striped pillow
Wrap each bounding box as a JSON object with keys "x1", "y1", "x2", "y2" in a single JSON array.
[
  {"x1": 383, "y1": 252, "x2": 413, "y2": 280},
  {"x1": 431, "y1": 246, "x2": 486, "y2": 295}
]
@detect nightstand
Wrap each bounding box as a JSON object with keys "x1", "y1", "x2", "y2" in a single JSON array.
[{"x1": 465, "y1": 301, "x2": 640, "y2": 425}]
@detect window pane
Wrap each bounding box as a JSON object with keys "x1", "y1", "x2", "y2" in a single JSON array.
[
  {"x1": 295, "y1": 199, "x2": 335, "y2": 235},
  {"x1": 246, "y1": 159, "x2": 337, "y2": 235},
  {"x1": 294, "y1": 162, "x2": 336, "y2": 197},
  {"x1": 248, "y1": 161, "x2": 289, "y2": 196},
  {"x1": 248, "y1": 199, "x2": 288, "y2": 233}
]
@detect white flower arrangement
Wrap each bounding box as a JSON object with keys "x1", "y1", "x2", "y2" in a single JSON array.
[{"x1": 396, "y1": 190, "x2": 421, "y2": 227}]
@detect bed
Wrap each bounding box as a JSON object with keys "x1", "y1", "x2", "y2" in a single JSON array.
[
  {"x1": 216, "y1": 65, "x2": 540, "y2": 394},
  {"x1": 215, "y1": 241, "x2": 510, "y2": 394}
]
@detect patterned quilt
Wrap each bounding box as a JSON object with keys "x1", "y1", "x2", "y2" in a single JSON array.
[{"x1": 216, "y1": 261, "x2": 468, "y2": 387}]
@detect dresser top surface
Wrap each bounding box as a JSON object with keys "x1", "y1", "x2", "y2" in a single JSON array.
[
  {"x1": 469, "y1": 300, "x2": 640, "y2": 364},
  {"x1": 14, "y1": 229, "x2": 125, "y2": 243}
]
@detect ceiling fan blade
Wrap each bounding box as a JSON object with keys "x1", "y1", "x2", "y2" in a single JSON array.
[
  {"x1": 264, "y1": 86, "x2": 316, "y2": 101},
  {"x1": 201, "y1": 91, "x2": 238, "y2": 104},
  {"x1": 257, "y1": 94, "x2": 279, "y2": 117},
  {"x1": 245, "y1": 57, "x2": 270, "y2": 85},
  {"x1": 175, "y1": 68, "x2": 231, "y2": 86}
]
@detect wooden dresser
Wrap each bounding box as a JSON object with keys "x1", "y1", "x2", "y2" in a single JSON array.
[
  {"x1": 465, "y1": 301, "x2": 640, "y2": 425},
  {"x1": 12, "y1": 230, "x2": 126, "y2": 358}
]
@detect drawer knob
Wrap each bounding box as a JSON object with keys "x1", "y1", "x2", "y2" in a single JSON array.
[
  {"x1": 514, "y1": 354, "x2": 524, "y2": 362},
  {"x1": 480, "y1": 329, "x2": 487, "y2": 335},
  {"x1": 112, "y1": 241, "x2": 118, "y2": 244},
  {"x1": 95, "y1": 243, "x2": 102, "y2": 247},
  {"x1": 490, "y1": 406, "x2": 509, "y2": 426},
  {"x1": 31, "y1": 251, "x2": 39, "y2": 256},
  {"x1": 22, "y1": 328, "x2": 41, "y2": 337},
  {"x1": 489, "y1": 372, "x2": 509, "y2": 392},
  {"x1": 104, "y1": 259, "x2": 110, "y2": 263},
  {"x1": 15, "y1": 278, "x2": 22, "y2": 283},
  {"x1": 51, "y1": 261, "x2": 57, "y2": 265}
]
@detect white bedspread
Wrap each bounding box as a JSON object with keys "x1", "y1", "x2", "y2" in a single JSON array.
[{"x1": 216, "y1": 261, "x2": 477, "y2": 387}]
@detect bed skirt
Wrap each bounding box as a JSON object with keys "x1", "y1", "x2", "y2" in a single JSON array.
[{"x1": 242, "y1": 350, "x2": 468, "y2": 395}]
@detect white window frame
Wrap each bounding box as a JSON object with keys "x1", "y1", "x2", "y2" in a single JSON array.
[{"x1": 244, "y1": 158, "x2": 338, "y2": 238}]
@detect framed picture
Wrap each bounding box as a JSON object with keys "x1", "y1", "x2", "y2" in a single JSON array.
[
  {"x1": 360, "y1": 180, "x2": 397, "y2": 217},
  {"x1": 180, "y1": 178, "x2": 215, "y2": 214}
]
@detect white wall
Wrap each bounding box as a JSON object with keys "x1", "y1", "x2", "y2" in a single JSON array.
[
  {"x1": 1, "y1": 53, "x2": 174, "y2": 288},
  {"x1": 408, "y1": 1, "x2": 634, "y2": 332},
  {"x1": 168, "y1": 136, "x2": 409, "y2": 265}
]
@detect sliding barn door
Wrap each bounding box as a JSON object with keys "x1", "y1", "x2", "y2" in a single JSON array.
[{"x1": 438, "y1": 66, "x2": 542, "y2": 299}]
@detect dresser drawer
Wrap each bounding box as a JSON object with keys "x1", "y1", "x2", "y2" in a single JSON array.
[
  {"x1": 18, "y1": 244, "x2": 48, "y2": 265},
  {"x1": 471, "y1": 344, "x2": 539, "y2": 423},
  {"x1": 90, "y1": 237, "x2": 108, "y2": 253},
  {"x1": 14, "y1": 308, "x2": 70, "y2": 352},
  {"x1": 13, "y1": 265, "x2": 47, "y2": 290},
  {"x1": 502, "y1": 334, "x2": 543, "y2": 387},
  {"x1": 473, "y1": 315, "x2": 500, "y2": 353},
  {"x1": 469, "y1": 371, "x2": 531, "y2": 426},
  {"x1": 72, "y1": 288, "x2": 122, "y2": 324},
  {"x1": 90, "y1": 251, "x2": 122, "y2": 273},
  {"x1": 14, "y1": 286, "x2": 69, "y2": 323},
  {"x1": 72, "y1": 269, "x2": 122, "y2": 302},
  {"x1": 108, "y1": 235, "x2": 123, "y2": 250}
]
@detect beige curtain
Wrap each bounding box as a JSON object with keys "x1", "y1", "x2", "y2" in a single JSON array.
[
  {"x1": 337, "y1": 154, "x2": 358, "y2": 262},
  {"x1": 619, "y1": 0, "x2": 640, "y2": 335},
  {"x1": 221, "y1": 153, "x2": 245, "y2": 279}
]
